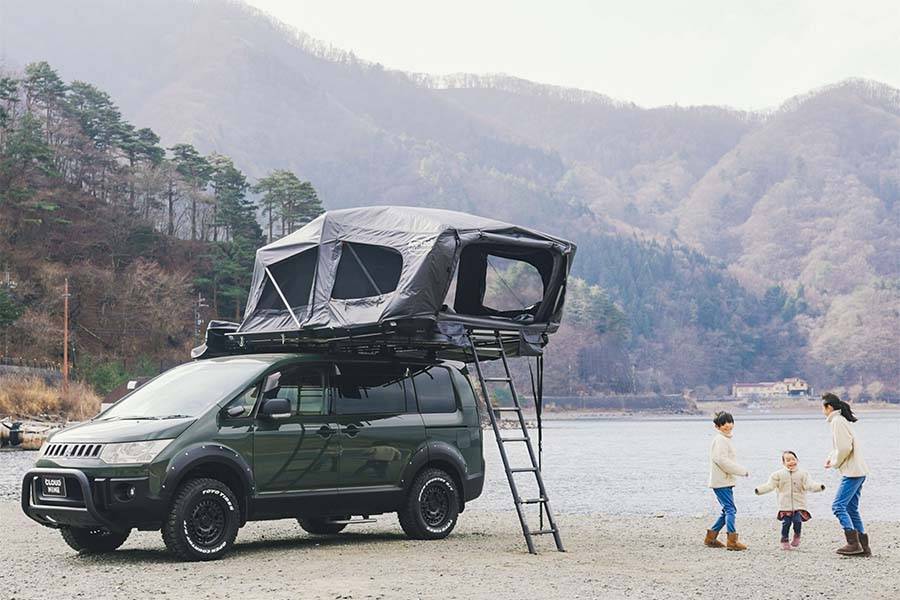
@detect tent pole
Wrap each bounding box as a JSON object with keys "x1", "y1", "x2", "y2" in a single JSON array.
[{"x1": 264, "y1": 267, "x2": 303, "y2": 329}]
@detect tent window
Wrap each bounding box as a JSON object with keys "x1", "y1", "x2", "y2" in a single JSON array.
[
  {"x1": 482, "y1": 256, "x2": 544, "y2": 313},
  {"x1": 257, "y1": 248, "x2": 318, "y2": 311},
  {"x1": 331, "y1": 242, "x2": 402, "y2": 300}
]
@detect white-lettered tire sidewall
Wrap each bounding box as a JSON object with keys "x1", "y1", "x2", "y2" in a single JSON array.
[
  {"x1": 164, "y1": 478, "x2": 239, "y2": 561},
  {"x1": 403, "y1": 468, "x2": 459, "y2": 539}
]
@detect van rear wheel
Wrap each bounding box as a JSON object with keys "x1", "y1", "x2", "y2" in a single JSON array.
[
  {"x1": 161, "y1": 477, "x2": 240, "y2": 561},
  {"x1": 60, "y1": 526, "x2": 130, "y2": 553},
  {"x1": 398, "y1": 468, "x2": 460, "y2": 540},
  {"x1": 298, "y1": 517, "x2": 348, "y2": 535}
]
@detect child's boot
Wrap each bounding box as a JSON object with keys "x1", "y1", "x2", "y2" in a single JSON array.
[
  {"x1": 790, "y1": 533, "x2": 801, "y2": 548},
  {"x1": 859, "y1": 533, "x2": 871, "y2": 557},
  {"x1": 726, "y1": 532, "x2": 747, "y2": 551},
  {"x1": 704, "y1": 530, "x2": 725, "y2": 548},
  {"x1": 836, "y1": 529, "x2": 864, "y2": 555},
  {"x1": 780, "y1": 540, "x2": 791, "y2": 550}
]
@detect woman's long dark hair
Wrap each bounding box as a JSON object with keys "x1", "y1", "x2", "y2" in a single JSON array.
[{"x1": 822, "y1": 393, "x2": 858, "y2": 422}]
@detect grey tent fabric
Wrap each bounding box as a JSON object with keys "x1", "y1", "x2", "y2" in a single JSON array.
[{"x1": 235, "y1": 207, "x2": 575, "y2": 342}]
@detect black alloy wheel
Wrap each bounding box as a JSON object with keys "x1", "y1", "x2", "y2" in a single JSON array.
[
  {"x1": 162, "y1": 477, "x2": 240, "y2": 561},
  {"x1": 398, "y1": 467, "x2": 460, "y2": 540}
]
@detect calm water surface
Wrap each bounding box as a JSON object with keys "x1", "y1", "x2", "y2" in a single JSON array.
[{"x1": 2, "y1": 414, "x2": 897, "y2": 520}]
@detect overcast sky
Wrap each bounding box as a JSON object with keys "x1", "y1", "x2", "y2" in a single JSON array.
[{"x1": 245, "y1": 0, "x2": 899, "y2": 110}]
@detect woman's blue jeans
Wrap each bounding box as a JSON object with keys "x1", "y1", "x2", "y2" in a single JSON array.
[
  {"x1": 710, "y1": 486, "x2": 736, "y2": 533},
  {"x1": 832, "y1": 476, "x2": 866, "y2": 533}
]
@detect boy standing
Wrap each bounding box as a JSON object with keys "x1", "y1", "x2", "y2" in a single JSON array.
[{"x1": 704, "y1": 411, "x2": 750, "y2": 551}]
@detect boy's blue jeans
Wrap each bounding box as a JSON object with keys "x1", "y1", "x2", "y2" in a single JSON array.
[
  {"x1": 710, "y1": 486, "x2": 737, "y2": 533},
  {"x1": 832, "y1": 476, "x2": 866, "y2": 533},
  {"x1": 780, "y1": 512, "x2": 803, "y2": 541}
]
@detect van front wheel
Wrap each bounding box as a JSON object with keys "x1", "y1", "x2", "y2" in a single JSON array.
[
  {"x1": 162, "y1": 477, "x2": 240, "y2": 561},
  {"x1": 60, "y1": 526, "x2": 130, "y2": 553},
  {"x1": 398, "y1": 468, "x2": 459, "y2": 540}
]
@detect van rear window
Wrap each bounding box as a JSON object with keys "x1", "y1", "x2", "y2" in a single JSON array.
[{"x1": 413, "y1": 367, "x2": 457, "y2": 414}]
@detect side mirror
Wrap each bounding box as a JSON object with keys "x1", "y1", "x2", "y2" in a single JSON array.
[
  {"x1": 259, "y1": 398, "x2": 291, "y2": 420},
  {"x1": 225, "y1": 405, "x2": 246, "y2": 418}
]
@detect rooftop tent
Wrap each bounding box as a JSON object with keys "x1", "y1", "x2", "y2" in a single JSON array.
[{"x1": 196, "y1": 206, "x2": 575, "y2": 359}]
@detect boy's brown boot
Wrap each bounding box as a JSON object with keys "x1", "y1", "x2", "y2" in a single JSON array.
[
  {"x1": 858, "y1": 533, "x2": 871, "y2": 557},
  {"x1": 836, "y1": 529, "x2": 864, "y2": 555},
  {"x1": 726, "y1": 532, "x2": 747, "y2": 551},
  {"x1": 704, "y1": 530, "x2": 725, "y2": 548}
]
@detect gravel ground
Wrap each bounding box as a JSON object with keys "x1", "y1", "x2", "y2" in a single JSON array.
[{"x1": 2, "y1": 501, "x2": 897, "y2": 600}]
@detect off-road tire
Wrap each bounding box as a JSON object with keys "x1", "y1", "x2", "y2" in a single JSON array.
[
  {"x1": 298, "y1": 517, "x2": 348, "y2": 535},
  {"x1": 60, "y1": 526, "x2": 130, "y2": 553},
  {"x1": 398, "y1": 468, "x2": 460, "y2": 540},
  {"x1": 161, "y1": 477, "x2": 240, "y2": 561}
]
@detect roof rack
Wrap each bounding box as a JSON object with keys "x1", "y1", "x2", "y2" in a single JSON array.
[{"x1": 191, "y1": 319, "x2": 545, "y2": 363}]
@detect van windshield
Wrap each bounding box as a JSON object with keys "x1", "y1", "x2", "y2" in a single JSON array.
[{"x1": 99, "y1": 360, "x2": 267, "y2": 420}]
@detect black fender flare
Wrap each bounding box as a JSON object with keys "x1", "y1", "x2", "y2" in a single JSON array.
[
  {"x1": 400, "y1": 440, "x2": 468, "y2": 507},
  {"x1": 160, "y1": 443, "x2": 255, "y2": 523}
]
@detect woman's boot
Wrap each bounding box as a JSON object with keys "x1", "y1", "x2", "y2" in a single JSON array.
[
  {"x1": 859, "y1": 533, "x2": 871, "y2": 557},
  {"x1": 704, "y1": 530, "x2": 725, "y2": 548},
  {"x1": 726, "y1": 532, "x2": 747, "y2": 551},
  {"x1": 836, "y1": 529, "x2": 864, "y2": 555}
]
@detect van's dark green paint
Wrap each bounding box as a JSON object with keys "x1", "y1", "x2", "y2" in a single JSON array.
[{"x1": 21, "y1": 353, "x2": 484, "y2": 554}]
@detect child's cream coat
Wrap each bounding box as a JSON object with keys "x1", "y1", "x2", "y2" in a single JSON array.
[{"x1": 754, "y1": 468, "x2": 825, "y2": 512}]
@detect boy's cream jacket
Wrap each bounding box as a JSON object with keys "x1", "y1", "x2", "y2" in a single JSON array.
[
  {"x1": 754, "y1": 468, "x2": 825, "y2": 512},
  {"x1": 708, "y1": 431, "x2": 748, "y2": 488},
  {"x1": 827, "y1": 412, "x2": 870, "y2": 477}
]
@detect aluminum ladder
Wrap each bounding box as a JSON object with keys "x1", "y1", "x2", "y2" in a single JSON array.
[{"x1": 467, "y1": 330, "x2": 564, "y2": 554}]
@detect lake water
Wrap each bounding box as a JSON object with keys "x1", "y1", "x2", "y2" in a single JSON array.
[{"x1": 3, "y1": 414, "x2": 898, "y2": 520}]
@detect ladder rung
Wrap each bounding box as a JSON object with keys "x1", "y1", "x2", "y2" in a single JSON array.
[
  {"x1": 500, "y1": 437, "x2": 528, "y2": 442},
  {"x1": 518, "y1": 497, "x2": 547, "y2": 504},
  {"x1": 530, "y1": 529, "x2": 558, "y2": 536},
  {"x1": 509, "y1": 467, "x2": 538, "y2": 473},
  {"x1": 484, "y1": 377, "x2": 512, "y2": 382},
  {"x1": 493, "y1": 406, "x2": 521, "y2": 412}
]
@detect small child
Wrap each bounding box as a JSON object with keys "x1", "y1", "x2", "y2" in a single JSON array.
[
  {"x1": 705, "y1": 411, "x2": 750, "y2": 551},
  {"x1": 754, "y1": 451, "x2": 825, "y2": 550}
]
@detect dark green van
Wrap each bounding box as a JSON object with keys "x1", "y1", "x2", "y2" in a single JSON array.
[{"x1": 21, "y1": 354, "x2": 484, "y2": 560}]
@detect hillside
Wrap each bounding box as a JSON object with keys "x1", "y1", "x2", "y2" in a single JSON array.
[{"x1": 1, "y1": 0, "x2": 897, "y2": 395}]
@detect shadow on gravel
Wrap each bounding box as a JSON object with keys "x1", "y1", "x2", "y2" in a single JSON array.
[{"x1": 61, "y1": 530, "x2": 477, "y2": 564}]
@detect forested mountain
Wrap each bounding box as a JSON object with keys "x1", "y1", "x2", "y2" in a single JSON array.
[{"x1": 1, "y1": 0, "x2": 897, "y2": 397}]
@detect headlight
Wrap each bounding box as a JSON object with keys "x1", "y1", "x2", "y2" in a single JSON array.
[{"x1": 99, "y1": 440, "x2": 173, "y2": 465}]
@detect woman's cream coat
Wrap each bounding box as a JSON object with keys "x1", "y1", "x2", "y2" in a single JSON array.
[
  {"x1": 708, "y1": 431, "x2": 748, "y2": 488},
  {"x1": 827, "y1": 411, "x2": 870, "y2": 478},
  {"x1": 754, "y1": 468, "x2": 825, "y2": 512}
]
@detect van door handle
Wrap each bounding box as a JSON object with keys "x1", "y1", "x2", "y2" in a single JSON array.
[
  {"x1": 317, "y1": 425, "x2": 336, "y2": 438},
  {"x1": 343, "y1": 424, "x2": 360, "y2": 437}
]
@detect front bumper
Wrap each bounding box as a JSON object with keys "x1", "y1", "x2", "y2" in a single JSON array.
[{"x1": 22, "y1": 468, "x2": 165, "y2": 532}]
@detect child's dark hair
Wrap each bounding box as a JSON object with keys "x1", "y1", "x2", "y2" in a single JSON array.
[
  {"x1": 712, "y1": 411, "x2": 734, "y2": 428},
  {"x1": 782, "y1": 450, "x2": 798, "y2": 462},
  {"x1": 822, "y1": 392, "x2": 858, "y2": 422}
]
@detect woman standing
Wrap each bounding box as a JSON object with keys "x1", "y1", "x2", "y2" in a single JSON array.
[{"x1": 822, "y1": 393, "x2": 870, "y2": 556}]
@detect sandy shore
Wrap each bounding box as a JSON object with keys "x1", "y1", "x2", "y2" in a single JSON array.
[{"x1": 2, "y1": 501, "x2": 897, "y2": 600}]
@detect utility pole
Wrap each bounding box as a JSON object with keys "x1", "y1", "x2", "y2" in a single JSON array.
[
  {"x1": 194, "y1": 291, "x2": 209, "y2": 344},
  {"x1": 2, "y1": 264, "x2": 16, "y2": 358},
  {"x1": 63, "y1": 277, "x2": 70, "y2": 391}
]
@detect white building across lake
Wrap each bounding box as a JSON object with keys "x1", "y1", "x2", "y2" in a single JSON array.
[{"x1": 732, "y1": 377, "x2": 810, "y2": 399}]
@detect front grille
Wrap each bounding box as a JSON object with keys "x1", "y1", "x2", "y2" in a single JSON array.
[{"x1": 44, "y1": 443, "x2": 103, "y2": 459}]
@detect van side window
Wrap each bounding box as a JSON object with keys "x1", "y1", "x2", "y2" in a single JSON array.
[
  {"x1": 333, "y1": 364, "x2": 406, "y2": 415},
  {"x1": 225, "y1": 383, "x2": 259, "y2": 417},
  {"x1": 264, "y1": 367, "x2": 326, "y2": 415},
  {"x1": 413, "y1": 367, "x2": 457, "y2": 414}
]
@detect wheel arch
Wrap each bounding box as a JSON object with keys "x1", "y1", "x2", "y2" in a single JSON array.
[
  {"x1": 402, "y1": 441, "x2": 468, "y2": 511},
  {"x1": 160, "y1": 443, "x2": 254, "y2": 525}
]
